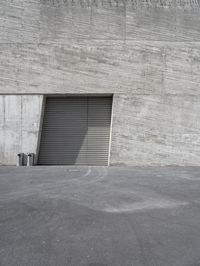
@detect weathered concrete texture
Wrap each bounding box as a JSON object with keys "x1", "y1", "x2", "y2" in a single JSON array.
[
  {"x1": 1, "y1": 166, "x2": 200, "y2": 266},
  {"x1": 0, "y1": 95, "x2": 43, "y2": 165},
  {"x1": 1, "y1": 94, "x2": 200, "y2": 166},
  {"x1": 0, "y1": 1, "x2": 200, "y2": 95},
  {"x1": 1, "y1": 41, "x2": 200, "y2": 95},
  {"x1": 111, "y1": 94, "x2": 200, "y2": 165},
  {"x1": 1, "y1": 0, "x2": 200, "y2": 44},
  {"x1": 1, "y1": 0, "x2": 200, "y2": 165}
]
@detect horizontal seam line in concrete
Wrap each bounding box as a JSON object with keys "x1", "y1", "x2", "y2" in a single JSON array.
[
  {"x1": 1, "y1": 93, "x2": 200, "y2": 97},
  {"x1": 1, "y1": 40, "x2": 200, "y2": 44}
]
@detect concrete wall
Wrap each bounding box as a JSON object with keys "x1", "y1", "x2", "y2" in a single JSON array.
[
  {"x1": 0, "y1": 95, "x2": 43, "y2": 165},
  {"x1": 1, "y1": 1, "x2": 200, "y2": 95},
  {"x1": 111, "y1": 94, "x2": 200, "y2": 166},
  {"x1": 1, "y1": 0, "x2": 200, "y2": 165}
]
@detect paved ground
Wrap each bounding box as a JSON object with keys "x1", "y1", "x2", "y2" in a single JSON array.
[{"x1": 0, "y1": 166, "x2": 200, "y2": 266}]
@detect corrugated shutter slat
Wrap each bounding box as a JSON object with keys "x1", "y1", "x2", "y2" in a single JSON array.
[{"x1": 38, "y1": 96, "x2": 112, "y2": 166}]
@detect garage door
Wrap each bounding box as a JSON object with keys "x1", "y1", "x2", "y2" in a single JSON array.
[{"x1": 38, "y1": 96, "x2": 112, "y2": 166}]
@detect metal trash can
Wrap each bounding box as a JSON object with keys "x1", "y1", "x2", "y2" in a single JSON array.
[
  {"x1": 17, "y1": 153, "x2": 24, "y2": 166},
  {"x1": 27, "y1": 153, "x2": 34, "y2": 166}
]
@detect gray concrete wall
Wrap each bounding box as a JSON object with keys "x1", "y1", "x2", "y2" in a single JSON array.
[
  {"x1": 0, "y1": 95, "x2": 43, "y2": 165},
  {"x1": 111, "y1": 94, "x2": 200, "y2": 166},
  {"x1": 1, "y1": 0, "x2": 200, "y2": 165},
  {"x1": 0, "y1": 1, "x2": 200, "y2": 95}
]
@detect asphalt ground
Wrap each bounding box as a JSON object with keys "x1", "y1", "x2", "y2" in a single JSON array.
[{"x1": 0, "y1": 166, "x2": 200, "y2": 266}]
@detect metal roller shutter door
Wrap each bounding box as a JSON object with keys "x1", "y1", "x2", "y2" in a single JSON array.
[
  {"x1": 38, "y1": 96, "x2": 112, "y2": 166},
  {"x1": 87, "y1": 97, "x2": 112, "y2": 166}
]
